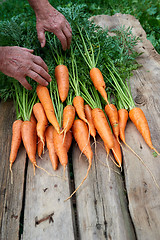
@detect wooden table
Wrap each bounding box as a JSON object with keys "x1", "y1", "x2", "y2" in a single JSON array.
[{"x1": 1, "y1": 14, "x2": 160, "y2": 240}]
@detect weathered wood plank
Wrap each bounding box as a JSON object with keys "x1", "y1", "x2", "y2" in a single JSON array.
[
  {"x1": 86, "y1": 14, "x2": 160, "y2": 240},
  {"x1": 0, "y1": 100, "x2": 26, "y2": 240},
  {"x1": 22, "y1": 150, "x2": 76, "y2": 240},
  {"x1": 72, "y1": 138, "x2": 136, "y2": 240}
]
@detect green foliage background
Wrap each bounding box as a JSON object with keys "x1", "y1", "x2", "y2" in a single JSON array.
[{"x1": 0, "y1": 0, "x2": 159, "y2": 53}]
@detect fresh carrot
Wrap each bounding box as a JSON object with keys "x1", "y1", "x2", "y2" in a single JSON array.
[
  {"x1": 92, "y1": 108, "x2": 114, "y2": 150},
  {"x1": 30, "y1": 112, "x2": 37, "y2": 126},
  {"x1": 90, "y1": 68, "x2": 109, "y2": 104},
  {"x1": 31, "y1": 112, "x2": 44, "y2": 158},
  {"x1": 62, "y1": 104, "x2": 75, "y2": 134},
  {"x1": 129, "y1": 107, "x2": 159, "y2": 154},
  {"x1": 111, "y1": 135, "x2": 122, "y2": 167},
  {"x1": 73, "y1": 96, "x2": 88, "y2": 124},
  {"x1": 105, "y1": 103, "x2": 119, "y2": 140},
  {"x1": 64, "y1": 130, "x2": 73, "y2": 152},
  {"x1": 21, "y1": 121, "x2": 55, "y2": 176},
  {"x1": 76, "y1": 26, "x2": 109, "y2": 104},
  {"x1": 9, "y1": 119, "x2": 23, "y2": 172},
  {"x1": 21, "y1": 121, "x2": 37, "y2": 173},
  {"x1": 69, "y1": 48, "x2": 88, "y2": 125},
  {"x1": 36, "y1": 85, "x2": 60, "y2": 134},
  {"x1": 72, "y1": 119, "x2": 93, "y2": 162},
  {"x1": 52, "y1": 128, "x2": 68, "y2": 173},
  {"x1": 84, "y1": 104, "x2": 96, "y2": 140},
  {"x1": 45, "y1": 126, "x2": 59, "y2": 171},
  {"x1": 55, "y1": 64, "x2": 69, "y2": 102},
  {"x1": 47, "y1": 33, "x2": 69, "y2": 103},
  {"x1": 65, "y1": 119, "x2": 93, "y2": 201},
  {"x1": 33, "y1": 102, "x2": 48, "y2": 149},
  {"x1": 118, "y1": 108, "x2": 128, "y2": 143}
]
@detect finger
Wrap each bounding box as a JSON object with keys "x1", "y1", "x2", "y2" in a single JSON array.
[
  {"x1": 31, "y1": 63, "x2": 52, "y2": 83},
  {"x1": 63, "y1": 26, "x2": 72, "y2": 49},
  {"x1": 66, "y1": 21, "x2": 72, "y2": 33},
  {"x1": 21, "y1": 47, "x2": 34, "y2": 53},
  {"x1": 32, "y1": 55, "x2": 49, "y2": 73},
  {"x1": 28, "y1": 70, "x2": 49, "y2": 86},
  {"x1": 17, "y1": 77, "x2": 32, "y2": 90},
  {"x1": 37, "y1": 26, "x2": 46, "y2": 48},
  {"x1": 55, "y1": 31, "x2": 67, "y2": 51}
]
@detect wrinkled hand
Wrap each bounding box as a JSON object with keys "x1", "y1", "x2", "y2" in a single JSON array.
[
  {"x1": 0, "y1": 46, "x2": 51, "y2": 90},
  {"x1": 35, "y1": 4, "x2": 72, "y2": 50}
]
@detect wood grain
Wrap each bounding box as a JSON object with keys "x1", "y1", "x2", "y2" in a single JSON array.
[
  {"x1": 72, "y1": 138, "x2": 136, "y2": 240},
  {"x1": 22, "y1": 150, "x2": 76, "y2": 240},
  {"x1": 0, "y1": 100, "x2": 26, "y2": 240}
]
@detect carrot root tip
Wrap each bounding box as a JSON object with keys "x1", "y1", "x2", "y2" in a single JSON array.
[
  {"x1": 111, "y1": 148, "x2": 122, "y2": 168},
  {"x1": 10, "y1": 164, "x2": 13, "y2": 184},
  {"x1": 64, "y1": 163, "x2": 91, "y2": 202}
]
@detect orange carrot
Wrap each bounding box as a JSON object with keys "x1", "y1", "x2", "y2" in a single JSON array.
[
  {"x1": 65, "y1": 119, "x2": 93, "y2": 201},
  {"x1": 62, "y1": 105, "x2": 75, "y2": 134},
  {"x1": 90, "y1": 68, "x2": 109, "y2": 104},
  {"x1": 45, "y1": 126, "x2": 59, "y2": 171},
  {"x1": 21, "y1": 121, "x2": 55, "y2": 176},
  {"x1": 36, "y1": 85, "x2": 60, "y2": 134},
  {"x1": 31, "y1": 113, "x2": 44, "y2": 158},
  {"x1": 9, "y1": 119, "x2": 23, "y2": 171},
  {"x1": 129, "y1": 107, "x2": 159, "y2": 154},
  {"x1": 21, "y1": 121, "x2": 37, "y2": 173},
  {"x1": 111, "y1": 135, "x2": 122, "y2": 167},
  {"x1": 72, "y1": 119, "x2": 93, "y2": 162},
  {"x1": 105, "y1": 104, "x2": 119, "y2": 140},
  {"x1": 55, "y1": 64, "x2": 69, "y2": 102},
  {"x1": 84, "y1": 104, "x2": 96, "y2": 139},
  {"x1": 118, "y1": 108, "x2": 128, "y2": 143},
  {"x1": 73, "y1": 96, "x2": 88, "y2": 124},
  {"x1": 64, "y1": 130, "x2": 73, "y2": 152},
  {"x1": 30, "y1": 112, "x2": 37, "y2": 126},
  {"x1": 92, "y1": 108, "x2": 114, "y2": 150},
  {"x1": 33, "y1": 102, "x2": 48, "y2": 149},
  {"x1": 52, "y1": 128, "x2": 68, "y2": 172}
]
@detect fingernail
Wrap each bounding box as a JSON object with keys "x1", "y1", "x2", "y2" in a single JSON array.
[{"x1": 49, "y1": 77, "x2": 52, "y2": 82}]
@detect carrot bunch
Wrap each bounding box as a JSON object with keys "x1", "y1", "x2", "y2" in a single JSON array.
[
  {"x1": 9, "y1": 82, "x2": 40, "y2": 176},
  {"x1": 104, "y1": 61, "x2": 159, "y2": 156},
  {"x1": 39, "y1": 78, "x2": 73, "y2": 175},
  {"x1": 80, "y1": 82, "x2": 122, "y2": 167},
  {"x1": 8, "y1": 21, "x2": 160, "y2": 197}
]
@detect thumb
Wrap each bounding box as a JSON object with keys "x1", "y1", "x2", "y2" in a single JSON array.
[{"x1": 37, "y1": 27, "x2": 46, "y2": 48}]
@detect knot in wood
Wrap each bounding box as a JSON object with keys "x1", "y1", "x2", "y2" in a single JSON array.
[{"x1": 135, "y1": 93, "x2": 146, "y2": 105}]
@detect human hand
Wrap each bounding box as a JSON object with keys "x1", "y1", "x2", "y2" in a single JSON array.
[
  {"x1": 35, "y1": 4, "x2": 72, "y2": 50},
  {"x1": 0, "y1": 46, "x2": 52, "y2": 90}
]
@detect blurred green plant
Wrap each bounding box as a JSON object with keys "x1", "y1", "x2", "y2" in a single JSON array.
[{"x1": 0, "y1": 0, "x2": 159, "y2": 52}]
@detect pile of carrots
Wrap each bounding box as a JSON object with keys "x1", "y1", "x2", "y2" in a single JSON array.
[{"x1": 8, "y1": 23, "x2": 160, "y2": 197}]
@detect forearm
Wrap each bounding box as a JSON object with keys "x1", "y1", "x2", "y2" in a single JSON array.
[{"x1": 28, "y1": 0, "x2": 52, "y2": 15}]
